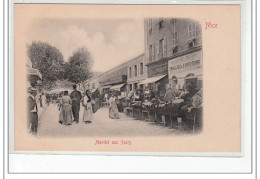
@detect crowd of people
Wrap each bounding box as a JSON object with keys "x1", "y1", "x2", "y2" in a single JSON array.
[
  {"x1": 27, "y1": 84, "x2": 123, "y2": 135},
  {"x1": 27, "y1": 81, "x2": 202, "y2": 135},
  {"x1": 120, "y1": 82, "x2": 203, "y2": 132}
]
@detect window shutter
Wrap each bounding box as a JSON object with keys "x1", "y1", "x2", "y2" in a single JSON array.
[
  {"x1": 188, "y1": 24, "x2": 191, "y2": 39},
  {"x1": 157, "y1": 41, "x2": 160, "y2": 59},
  {"x1": 153, "y1": 42, "x2": 156, "y2": 61},
  {"x1": 164, "y1": 37, "x2": 167, "y2": 57}
]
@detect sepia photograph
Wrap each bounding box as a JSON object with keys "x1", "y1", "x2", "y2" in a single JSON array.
[
  {"x1": 13, "y1": 4, "x2": 241, "y2": 153},
  {"x1": 4, "y1": 0, "x2": 256, "y2": 175},
  {"x1": 26, "y1": 17, "x2": 203, "y2": 138}
]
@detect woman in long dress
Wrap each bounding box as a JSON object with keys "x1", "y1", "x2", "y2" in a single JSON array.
[
  {"x1": 41, "y1": 93, "x2": 46, "y2": 109},
  {"x1": 59, "y1": 91, "x2": 73, "y2": 125},
  {"x1": 83, "y1": 90, "x2": 93, "y2": 124},
  {"x1": 109, "y1": 94, "x2": 119, "y2": 119}
]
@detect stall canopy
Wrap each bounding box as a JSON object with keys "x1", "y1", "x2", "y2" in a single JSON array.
[
  {"x1": 110, "y1": 83, "x2": 125, "y2": 91},
  {"x1": 99, "y1": 85, "x2": 112, "y2": 90},
  {"x1": 139, "y1": 75, "x2": 167, "y2": 85}
]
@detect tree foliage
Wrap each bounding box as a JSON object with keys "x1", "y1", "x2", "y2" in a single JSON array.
[
  {"x1": 64, "y1": 48, "x2": 93, "y2": 84},
  {"x1": 27, "y1": 41, "x2": 65, "y2": 88}
]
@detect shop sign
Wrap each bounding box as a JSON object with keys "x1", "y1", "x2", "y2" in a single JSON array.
[
  {"x1": 148, "y1": 62, "x2": 168, "y2": 78},
  {"x1": 168, "y1": 50, "x2": 202, "y2": 79}
]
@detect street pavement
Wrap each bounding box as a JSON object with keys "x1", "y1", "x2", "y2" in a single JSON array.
[{"x1": 37, "y1": 103, "x2": 180, "y2": 137}]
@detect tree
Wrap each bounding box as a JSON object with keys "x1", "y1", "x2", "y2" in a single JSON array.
[
  {"x1": 65, "y1": 48, "x2": 93, "y2": 86},
  {"x1": 27, "y1": 41, "x2": 65, "y2": 89}
]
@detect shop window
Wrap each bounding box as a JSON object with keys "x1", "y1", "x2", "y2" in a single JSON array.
[{"x1": 185, "y1": 73, "x2": 197, "y2": 90}]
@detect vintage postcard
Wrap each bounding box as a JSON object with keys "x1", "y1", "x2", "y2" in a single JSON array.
[{"x1": 13, "y1": 4, "x2": 241, "y2": 153}]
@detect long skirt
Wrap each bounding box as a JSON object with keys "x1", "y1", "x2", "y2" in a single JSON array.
[
  {"x1": 83, "y1": 102, "x2": 93, "y2": 122},
  {"x1": 109, "y1": 103, "x2": 119, "y2": 119},
  {"x1": 28, "y1": 112, "x2": 38, "y2": 134},
  {"x1": 59, "y1": 105, "x2": 73, "y2": 125}
]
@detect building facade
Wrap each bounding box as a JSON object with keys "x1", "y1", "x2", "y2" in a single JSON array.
[
  {"x1": 125, "y1": 54, "x2": 146, "y2": 93},
  {"x1": 144, "y1": 18, "x2": 202, "y2": 97},
  {"x1": 98, "y1": 63, "x2": 128, "y2": 96},
  {"x1": 84, "y1": 74, "x2": 103, "y2": 92}
]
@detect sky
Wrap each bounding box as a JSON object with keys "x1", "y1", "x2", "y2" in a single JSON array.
[{"x1": 26, "y1": 18, "x2": 145, "y2": 72}]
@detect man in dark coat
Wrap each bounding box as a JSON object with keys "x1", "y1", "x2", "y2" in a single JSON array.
[
  {"x1": 27, "y1": 87, "x2": 38, "y2": 134},
  {"x1": 70, "y1": 85, "x2": 82, "y2": 123}
]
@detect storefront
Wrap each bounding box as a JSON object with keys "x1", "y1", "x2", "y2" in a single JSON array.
[
  {"x1": 110, "y1": 83, "x2": 126, "y2": 97},
  {"x1": 168, "y1": 48, "x2": 203, "y2": 91},
  {"x1": 99, "y1": 74, "x2": 127, "y2": 94},
  {"x1": 144, "y1": 58, "x2": 168, "y2": 99}
]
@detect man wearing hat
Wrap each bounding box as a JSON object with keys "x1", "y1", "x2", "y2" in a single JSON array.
[{"x1": 27, "y1": 87, "x2": 38, "y2": 134}]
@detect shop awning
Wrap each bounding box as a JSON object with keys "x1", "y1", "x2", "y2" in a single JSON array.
[
  {"x1": 27, "y1": 67, "x2": 42, "y2": 79},
  {"x1": 110, "y1": 83, "x2": 125, "y2": 91},
  {"x1": 100, "y1": 85, "x2": 112, "y2": 90},
  {"x1": 139, "y1": 75, "x2": 167, "y2": 85}
]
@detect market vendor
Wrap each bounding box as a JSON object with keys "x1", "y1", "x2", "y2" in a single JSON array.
[
  {"x1": 143, "y1": 86, "x2": 155, "y2": 100},
  {"x1": 180, "y1": 82, "x2": 196, "y2": 105},
  {"x1": 133, "y1": 89, "x2": 142, "y2": 102},
  {"x1": 164, "y1": 84, "x2": 176, "y2": 103}
]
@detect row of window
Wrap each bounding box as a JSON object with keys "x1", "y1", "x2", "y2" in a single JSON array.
[
  {"x1": 148, "y1": 38, "x2": 167, "y2": 62},
  {"x1": 129, "y1": 62, "x2": 144, "y2": 78},
  {"x1": 148, "y1": 18, "x2": 196, "y2": 36},
  {"x1": 101, "y1": 69, "x2": 126, "y2": 82},
  {"x1": 148, "y1": 22, "x2": 197, "y2": 62}
]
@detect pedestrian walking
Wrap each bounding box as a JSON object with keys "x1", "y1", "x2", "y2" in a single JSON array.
[
  {"x1": 41, "y1": 93, "x2": 46, "y2": 109},
  {"x1": 108, "y1": 93, "x2": 119, "y2": 119},
  {"x1": 27, "y1": 87, "x2": 38, "y2": 135},
  {"x1": 59, "y1": 91, "x2": 73, "y2": 125},
  {"x1": 70, "y1": 85, "x2": 82, "y2": 123},
  {"x1": 104, "y1": 92, "x2": 109, "y2": 106},
  {"x1": 83, "y1": 90, "x2": 93, "y2": 123}
]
